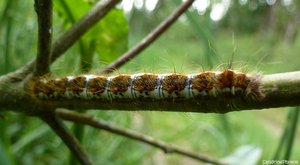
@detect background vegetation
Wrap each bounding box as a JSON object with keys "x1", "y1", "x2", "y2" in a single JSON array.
[{"x1": 0, "y1": 0, "x2": 299, "y2": 164}]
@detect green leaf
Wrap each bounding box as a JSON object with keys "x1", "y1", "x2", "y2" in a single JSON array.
[
  {"x1": 90, "y1": 9, "x2": 129, "y2": 64},
  {"x1": 54, "y1": 0, "x2": 92, "y2": 26},
  {"x1": 54, "y1": 0, "x2": 94, "y2": 72},
  {"x1": 54, "y1": 1, "x2": 129, "y2": 69},
  {"x1": 81, "y1": 8, "x2": 129, "y2": 70}
]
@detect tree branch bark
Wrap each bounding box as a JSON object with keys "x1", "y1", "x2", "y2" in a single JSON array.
[
  {"x1": 1, "y1": 71, "x2": 300, "y2": 114},
  {"x1": 34, "y1": 0, "x2": 52, "y2": 76},
  {"x1": 2, "y1": 0, "x2": 298, "y2": 164},
  {"x1": 98, "y1": 0, "x2": 196, "y2": 74},
  {"x1": 21, "y1": 71, "x2": 300, "y2": 113},
  {"x1": 40, "y1": 112, "x2": 93, "y2": 165},
  {"x1": 56, "y1": 109, "x2": 225, "y2": 165}
]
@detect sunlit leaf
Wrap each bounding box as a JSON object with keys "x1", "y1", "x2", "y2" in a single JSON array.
[
  {"x1": 54, "y1": 1, "x2": 128, "y2": 68},
  {"x1": 90, "y1": 9, "x2": 129, "y2": 64},
  {"x1": 54, "y1": 0, "x2": 92, "y2": 26}
]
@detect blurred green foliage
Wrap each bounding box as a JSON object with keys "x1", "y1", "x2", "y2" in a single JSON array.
[
  {"x1": 0, "y1": 0, "x2": 300, "y2": 165},
  {"x1": 54, "y1": 0, "x2": 128, "y2": 72}
]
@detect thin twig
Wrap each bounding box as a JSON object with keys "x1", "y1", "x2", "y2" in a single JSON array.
[
  {"x1": 50, "y1": 0, "x2": 121, "y2": 62},
  {"x1": 40, "y1": 112, "x2": 93, "y2": 165},
  {"x1": 34, "y1": 0, "x2": 52, "y2": 76},
  {"x1": 98, "y1": 0, "x2": 196, "y2": 74},
  {"x1": 56, "y1": 109, "x2": 226, "y2": 165},
  {"x1": 17, "y1": 0, "x2": 121, "y2": 77}
]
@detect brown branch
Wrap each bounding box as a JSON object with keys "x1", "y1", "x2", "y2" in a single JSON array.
[
  {"x1": 40, "y1": 112, "x2": 93, "y2": 165},
  {"x1": 97, "y1": 0, "x2": 196, "y2": 74},
  {"x1": 19, "y1": 71, "x2": 300, "y2": 113},
  {"x1": 34, "y1": 0, "x2": 52, "y2": 76},
  {"x1": 56, "y1": 109, "x2": 226, "y2": 165},
  {"x1": 1, "y1": 71, "x2": 300, "y2": 114}
]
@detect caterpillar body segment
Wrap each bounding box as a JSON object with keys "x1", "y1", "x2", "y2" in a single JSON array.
[{"x1": 33, "y1": 70, "x2": 264, "y2": 101}]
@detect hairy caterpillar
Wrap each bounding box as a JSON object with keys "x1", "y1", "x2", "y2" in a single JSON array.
[{"x1": 32, "y1": 69, "x2": 264, "y2": 101}]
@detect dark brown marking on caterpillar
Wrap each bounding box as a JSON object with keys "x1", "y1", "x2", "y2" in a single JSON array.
[
  {"x1": 68, "y1": 76, "x2": 86, "y2": 97},
  {"x1": 232, "y1": 72, "x2": 250, "y2": 89},
  {"x1": 33, "y1": 77, "x2": 67, "y2": 99},
  {"x1": 191, "y1": 72, "x2": 216, "y2": 91},
  {"x1": 132, "y1": 74, "x2": 158, "y2": 94},
  {"x1": 32, "y1": 70, "x2": 265, "y2": 101},
  {"x1": 86, "y1": 76, "x2": 108, "y2": 95},
  {"x1": 108, "y1": 75, "x2": 131, "y2": 95},
  {"x1": 217, "y1": 69, "x2": 234, "y2": 88},
  {"x1": 161, "y1": 74, "x2": 188, "y2": 94}
]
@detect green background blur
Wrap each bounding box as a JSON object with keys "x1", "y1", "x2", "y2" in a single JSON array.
[{"x1": 0, "y1": 0, "x2": 299, "y2": 164}]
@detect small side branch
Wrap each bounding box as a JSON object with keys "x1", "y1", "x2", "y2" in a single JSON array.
[
  {"x1": 13, "y1": 0, "x2": 121, "y2": 78},
  {"x1": 34, "y1": 0, "x2": 52, "y2": 76},
  {"x1": 56, "y1": 109, "x2": 225, "y2": 165},
  {"x1": 40, "y1": 112, "x2": 93, "y2": 165},
  {"x1": 98, "y1": 0, "x2": 196, "y2": 74}
]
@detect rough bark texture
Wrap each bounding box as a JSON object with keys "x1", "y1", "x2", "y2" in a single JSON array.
[{"x1": 1, "y1": 71, "x2": 300, "y2": 114}]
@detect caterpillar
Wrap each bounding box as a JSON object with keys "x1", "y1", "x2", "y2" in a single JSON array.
[{"x1": 32, "y1": 69, "x2": 265, "y2": 101}]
